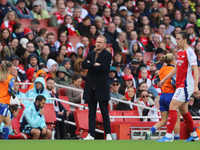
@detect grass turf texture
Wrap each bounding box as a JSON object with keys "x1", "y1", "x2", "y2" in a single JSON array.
[{"x1": 0, "y1": 140, "x2": 199, "y2": 150}]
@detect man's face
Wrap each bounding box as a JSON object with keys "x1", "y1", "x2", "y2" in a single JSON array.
[
  {"x1": 197, "y1": 6, "x2": 200, "y2": 13},
  {"x1": 12, "y1": 59, "x2": 19, "y2": 67},
  {"x1": 81, "y1": 37, "x2": 89, "y2": 47},
  {"x1": 103, "y1": 8, "x2": 111, "y2": 18},
  {"x1": 153, "y1": 34, "x2": 160, "y2": 44},
  {"x1": 26, "y1": 43, "x2": 35, "y2": 52},
  {"x1": 120, "y1": 10, "x2": 127, "y2": 16},
  {"x1": 90, "y1": 5, "x2": 98, "y2": 15},
  {"x1": 18, "y1": 1, "x2": 25, "y2": 8},
  {"x1": 135, "y1": 53, "x2": 143, "y2": 62},
  {"x1": 14, "y1": 82, "x2": 20, "y2": 92},
  {"x1": 163, "y1": 17, "x2": 170, "y2": 26},
  {"x1": 0, "y1": 0, "x2": 7, "y2": 6},
  {"x1": 38, "y1": 99, "x2": 46, "y2": 109},
  {"x1": 123, "y1": 67, "x2": 131, "y2": 75},
  {"x1": 95, "y1": 20, "x2": 103, "y2": 29},
  {"x1": 35, "y1": 82, "x2": 43, "y2": 90},
  {"x1": 46, "y1": 79, "x2": 54, "y2": 91},
  {"x1": 74, "y1": 9, "x2": 81, "y2": 18},
  {"x1": 31, "y1": 24, "x2": 39, "y2": 32},
  {"x1": 138, "y1": 2, "x2": 145, "y2": 11},
  {"x1": 47, "y1": 35, "x2": 55, "y2": 44},
  {"x1": 158, "y1": 25, "x2": 166, "y2": 35},
  {"x1": 110, "y1": 81, "x2": 120, "y2": 93},
  {"x1": 182, "y1": 0, "x2": 189, "y2": 9},
  {"x1": 139, "y1": 83, "x2": 148, "y2": 91},
  {"x1": 58, "y1": 4, "x2": 65, "y2": 15},
  {"x1": 189, "y1": 14, "x2": 197, "y2": 24},
  {"x1": 96, "y1": 37, "x2": 105, "y2": 51},
  {"x1": 97, "y1": 0, "x2": 104, "y2": 6},
  {"x1": 126, "y1": 1, "x2": 132, "y2": 9},
  {"x1": 126, "y1": 23, "x2": 134, "y2": 33},
  {"x1": 131, "y1": 63, "x2": 139, "y2": 70},
  {"x1": 30, "y1": 57, "x2": 37, "y2": 66},
  {"x1": 107, "y1": 23, "x2": 116, "y2": 33}
]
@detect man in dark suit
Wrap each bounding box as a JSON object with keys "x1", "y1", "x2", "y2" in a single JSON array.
[{"x1": 82, "y1": 35, "x2": 112, "y2": 140}]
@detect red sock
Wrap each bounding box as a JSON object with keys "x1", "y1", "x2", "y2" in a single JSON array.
[
  {"x1": 182, "y1": 111, "x2": 194, "y2": 133},
  {"x1": 167, "y1": 110, "x2": 177, "y2": 133}
]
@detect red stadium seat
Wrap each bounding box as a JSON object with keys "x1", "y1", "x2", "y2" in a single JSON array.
[
  {"x1": 58, "y1": 88, "x2": 67, "y2": 96},
  {"x1": 18, "y1": 19, "x2": 32, "y2": 29},
  {"x1": 80, "y1": 81, "x2": 85, "y2": 89},
  {"x1": 43, "y1": 103, "x2": 57, "y2": 130},
  {"x1": 109, "y1": 111, "x2": 124, "y2": 122},
  {"x1": 46, "y1": 27, "x2": 59, "y2": 41},
  {"x1": 143, "y1": 52, "x2": 154, "y2": 64},
  {"x1": 123, "y1": 110, "x2": 140, "y2": 122},
  {"x1": 19, "y1": 88, "x2": 28, "y2": 94},
  {"x1": 67, "y1": 36, "x2": 83, "y2": 50},
  {"x1": 39, "y1": 19, "x2": 50, "y2": 29},
  {"x1": 121, "y1": 52, "x2": 127, "y2": 64},
  {"x1": 59, "y1": 96, "x2": 71, "y2": 113}
]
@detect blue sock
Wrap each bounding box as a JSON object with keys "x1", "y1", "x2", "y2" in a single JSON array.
[
  {"x1": 3, "y1": 126, "x2": 9, "y2": 140},
  {"x1": 150, "y1": 126, "x2": 157, "y2": 134},
  {"x1": 0, "y1": 133, "x2": 2, "y2": 139},
  {"x1": 174, "y1": 134, "x2": 180, "y2": 140}
]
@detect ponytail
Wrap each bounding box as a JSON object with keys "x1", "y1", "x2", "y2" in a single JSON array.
[
  {"x1": 150, "y1": 53, "x2": 175, "y2": 66},
  {"x1": 0, "y1": 61, "x2": 13, "y2": 82}
]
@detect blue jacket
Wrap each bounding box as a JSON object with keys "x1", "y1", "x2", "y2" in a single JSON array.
[
  {"x1": 11, "y1": 32, "x2": 24, "y2": 41},
  {"x1": 86, "y1": 13, "x2": 99, "y2": 24},
  {"x1": 25, "y1": 77, "x2": 51, "y2": 105},
  {"x1": 15, "y1": 7, "x2": 34, "y2": 19},
  {"x1": 15, "y1": 90, "x2": 26, "y2": 107},
  {"x1": 0, "y1": 111, "x2": 15, "y2": 135},
  {"x1": 20, "y1": 102, "x2": 47, "y2": 132},
  {"x1": 0, "y1": 2, "x2": 16, "y2": 25}
]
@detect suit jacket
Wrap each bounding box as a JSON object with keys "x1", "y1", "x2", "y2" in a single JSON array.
[{"x1": 82, "y1": 49, "x2": 112, "y2": 102}]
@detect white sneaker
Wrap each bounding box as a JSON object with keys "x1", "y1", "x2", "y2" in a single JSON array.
[
  {"x1": 106, "y1": 134, "x2": 112, "y2": 140},
  {"x1": 83, "y1": 133, "x2": 94, "y2": 140}
]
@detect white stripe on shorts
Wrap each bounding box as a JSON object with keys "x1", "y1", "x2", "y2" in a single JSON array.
[{"x1": 3, "y1": 108, "x2": 7, "y2": 116}]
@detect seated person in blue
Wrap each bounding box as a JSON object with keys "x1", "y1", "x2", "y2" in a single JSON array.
[{"x1": 20, "y1": 95, "x2": 52, "y2": 139}]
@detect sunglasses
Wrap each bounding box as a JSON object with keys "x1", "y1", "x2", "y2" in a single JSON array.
[
  {"x1": 112, "y1": 83, "x2": 119, "y2": 86},
  {"x1": 142, "y1": 95, "x2": 149, "y2": 98},
  {"x1": 164, "y1": 37, "x2": 170, "y2": 39}
]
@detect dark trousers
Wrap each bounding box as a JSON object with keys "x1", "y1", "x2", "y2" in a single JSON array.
[{"x1": 88, "y1": 90, "x2": 111, "y2": 137}]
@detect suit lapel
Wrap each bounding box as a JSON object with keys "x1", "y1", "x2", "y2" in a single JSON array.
[{"x1": 96, "y1": 49, "x2": 105, "y2": 62}]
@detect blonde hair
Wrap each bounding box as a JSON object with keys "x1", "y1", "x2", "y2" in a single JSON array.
[
  {"x1": 150, "y1": 53, "x2": 175, "y2": 66},
  {"x1": 3, "y1": 10, "x2": 18, "y2": 21},
  {"x1": 118, "y1": 31, "x2": 129, "y2": 50},
  {"x1": 0, "y1": 61, "x2": 13, "y2": 82},
  {"x1": 97, "y1": 35, "x2": 107, "y2": 43},
  {"x1": 139, "y1": 25, "x2": 152, "y2": 40}
]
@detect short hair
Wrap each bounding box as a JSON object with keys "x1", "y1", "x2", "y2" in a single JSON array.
[
  {"x1": 170, "y1": 46, "x2": 178, "y2": 53},
  {"x1": 126, "y1": 21, "x2": 134, "y2": 26},
  {"x1": 90, "y1": 4, "x2": 98, "y2": 9},
  {"x1": 139, "y1": 82, "x2": 146, "y2": 87},
  {"x1": 163, "y1": 15, "x2": 170, "y2": 19},
  {"x1": 35, "y1": 95, "x2": 46, "y2": 102},
  {"x1": 13, "y1": 23, "x2": 22, "y2": 31},
  {"x1": 46, "y1": 32, "x2": 55, "y2": 38},
  {"x1": 46, "y1": 77, "x2": 54, "y2": 82},
  {"x1": 31, "y1": 19, "x2": 40, "y2": 25},
  {"x1": 94, "y1": 16, "x2": 103, "y2": 23},
  {"x1": 9, "y1": 105, "x2": 18, "y2": 113},
  {"x1": 83, "y1": 16, "x2": 91, "y2": 22},
  {"x1": 26, "y1": 41, "x2": 34, "y2": 46},
  {"x1": 97, "y1": 35, "x2": 107, "y2": 43},
  {"x1": 72, "y1": 74, "x2": 82, "y2": 81},
  {"x1": 74, "y1": 6, "x2": 82, "y2": 11}
]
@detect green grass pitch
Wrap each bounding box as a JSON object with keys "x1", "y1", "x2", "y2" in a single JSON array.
[{"x1": 0, "y1": 140, "x2": 199, "y2": 150}]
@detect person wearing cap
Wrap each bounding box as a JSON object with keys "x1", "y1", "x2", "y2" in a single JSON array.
[
  {"x1": 49, "y1": 4, "x2": 66, "y2": 27},
  {"x1": 24, "y1": 27, "x2": 34, "y2": 42},
  {"x1": 153, "y1": 48, "x2": 164, "y2": 69},
  {"x1": 104, "y1": 22, "x2": 119, "y2": 44},
  {"x1": 118, "y1": 74, "x2": 135, "y2": 95},
  {"x1": 34, "y1": 36, "x2": 46, "y2": 54},
  {"x1": 180, "y1": 0, "x2": 193, "y2": 19},
  {"x1": 25, "y1": 53, "x2": 41, "y2": 71},
  {"x1": 109, "y1": 66, "x2": 118, "y2": 84},
  {"x1": 31, "y1": 1, "x2": 50, "y2": 19},
  {"x1": 132, "y1": 6, "x2": 141, "y2": 27},
  {"x1": 185, "y1": 23, "x2": 197, "y2": 46},
  {"x1": 4, "y1": 38, "x2": 18, "y2": 57},
  {"x1": 170, "y1": 9, "x2": 188, "y2": 29},
  {"x1": 110, "y1": 78, "x2": 123, "y2": 104},
  {"x1": 96, "y1": 0, "x2": 106, "y2": 16},
  {"x1": 146, "y1": 33, "x2": 160, "y2": 52},
  {"x1": 149, "y1": 8, "x2": 160, "y2": 29},
  {"x1": 15, "y1": 0, "x2": 34, "y2": 19},
  {"x1": 62, "y1": 57, "x2": 74, "y2": 76},
  {"x1": 118, "y1": 6, "x2": 128, "y2": 26},
  {"x1": 131, "y1": 58, "x2": 140, "y2": 79},
  {"x1": 112, "y1": 62, "x2": 123, "y2": 83},
  {"x1": 75, "y1": 0, "x2": 88, "y2": 18},
  {"x1": 86, "y1": 4, "x2": 99, "y2": 24}
]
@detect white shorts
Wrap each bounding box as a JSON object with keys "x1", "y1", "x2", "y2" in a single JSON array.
[{"x1": 172, "y1": 87, "x2": 193, "y2": 102}]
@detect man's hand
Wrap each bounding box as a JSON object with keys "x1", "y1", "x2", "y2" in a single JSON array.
[
  {"x1": 94, "y1": 63, "x2": 100, "y2": 66},
  {"x1": 87, "y1": 60, "x2": 90, "y2": 63},
  {"x1": 13, "y1": 129, "x2": 17, "y2": 135},
  {"x1": 42, "y1": 127, "x2": 47, "y2": 135},
  {"x1": 40, "y1": 109, "x2": 44, "y2": 115}
]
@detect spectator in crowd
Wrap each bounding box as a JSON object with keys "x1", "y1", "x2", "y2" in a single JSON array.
[
  {"x1": 66, "y1": 74, "x2": 82, "y2": 106},
  {"x1": 124, "y1": 0, "x2": 133, "y2": 16},
  {"x1": 1, "y1": 10, "x2": 18, "y2": 33},
  {"x1": 153, "y1": 48, "x2": 165, "y2": 69},
  {"x1": 167, "y1": 1, "x2": 175, "y2": 19},
  {"x1": 29, "y1": 19, "x2": 40, "y2": 36},
  {"x1": 149, "y1": 8, "x2": 160, "y2": 29},
  {"x1": 188, "y1": 96, "x2": 200, "y2": 116},
  {"x1": 119, "y1": 74, "x2": 135, "y2": 96},
  {"x1": 135, "y1": 51, "x2": 146, "y2": 69},
  {"x1": 24, "y1": 68, "x2": 36, "y2": 89},
  {"x1": 85, "y1": 25, "x2": 100, "y2": 46},
  {"x1": 110, "y1": 1, "x2": 118, "y2": 17},
  {"x1": 118, "y1": 6, "x2": 127, "y2": 26},
  {"x1": 185, "y1": 23, "x2": 197, "y2": 46},
  {"x1": 73, "y1": 6, "x2": 83, "y2": 28},
  {"x1": 159, "y1": 42, "x2": 167, "y2": 54},
  {"x1": 73, "y1": 58, "x2": 87, "y2": 81},
  {"x1": 109, "y1": 66, "x2": 118, "y2": 84},
  {"x1": 74, "y1": 0, "x2": 88, "y2": 18},
  {"x1": 49, "y1": 0, "x2": 66, "y2": 17},
  {"x1": 171, "y1": 0, "x2": 183, "y2": 9},
  {"x1": 10, "y1": 66, "x2": 20, "y2": 82},
  {"x1": 104, "y1": 22, "x2": 119, "y2": 44},
  {"x1": 162, "y1": 33, "x2": 174, "y2": 52},
  {"x1": 157, "y1": 24, "x2": 166, "y2": 40},
  {"x1": 139, "y1": 25, "x2": 152, "y2": 46},
  {"x1": 25, "y1": 53, "x2": 41, "y2": 71},
  {"x1": 54, "y1": 31, "x2": 75, "y2": 52},
  {"x1": 94, "y1": 16, "x2": 105, "y2": 35},
  {"x1": 47, "y1": 58, "x2": 58, "y2": 78},
  {"x1": 49, "y1": 4, "x2": 66, "y2": 27},
  {"x1": 181, "y1": 0, "x2": 193, "y2": 19},
  {"x1": 14, "y1": 80, "x2": 26, "y2": 100},
  {"x1": 4, "y1": 38, "x2": 18, "y2": 57},
  {"x1": 126, "y1": 22, "x2": 141, "y2": 40},
  {"x1": 170, "y1": 46, "x2": 178, "y2": 61},
  {"x1": 112, "y1": 31, "x2": 129, "y2": 53},
  {"x1": 130, "y1": 58, "x2": 140, "y2": 79},
  {"x1": 110, "y1": 78, "x2": 123, "y2": 102},
  {"x1": 26, "y1": 41, "x2": 39, "y2": 56},
  {"x1": 112, "y1": 62, "x2": 123, "y2": 83},
  {"x1": 137, "y1": 0, "x2": 150, "y2": 17},
  {"x1": 194, "y1": 41, "x2": 200, "y2": 67},
  {"x1": 81, "y1": 36, "x2": 90, "y2": 56},
  {"x1": 62, "y1": 57, "x2": 74, "y2": 76},
  {"x1": 11, "y1": 54, "x2": 26, "y2": 81},
  {"x1": 133, "y1": 7, "x2": 141, "y2": 28},
  {"x1": 113, "y1": 15, "x2": 123, "y2": 34},
  {"x1": 11, "y1": 23, "x2": 24, "y2": 41},
  {"x1": 116, "y1": 86, "x2": 135, "y2": 110},
  {"x1": 126, "y1": 41, "x2": 143, "y2": 63},
  {"x1": 96, "y1": 0, "x2": 106, "y2": 16},
  {"x1": 87, "y1": 4, "x2": 99, "y2": 24},
  {"x1": 77, "y1": 16, "x2": 91, "y2": 36},
  {"x1": 159, "y1": 7, "x2": 168, "y2": 22},
  {"x1": 0, "y1": 0, "x2": 16, "y2": 25},
  {"x1": 188, "y1": 13, "x2": 199, "y2": 37},
  {"x1": 20, "y1": 95, "x2": 52, "y2": 139},
  {"x1": 38, "y1": 45, "x2": 50, "y2": 68},
  {"x1": 58, "y1": 45, "x2": 67, "y2": 57},
  {"x1": 171, "y1": 9, "x2": 188, "y2": 29},
  {"x1": 137, "y1": 90, "x2": 154, "y2": 117},
  {"x1": 45, "y1": 32, "x2": 56, "y2": 52},
  {"x1": 34, "y1": 36, "x2": 45, "y2": 55},
  {"x1": 102, "y1": 7, "x2": 112, "y2": 26},
  {"x1": 163, "y1": 15, "x2": 175, "y2": 35},
  {"x1": 113, "y1": 51, "x2": 124, "y2": 65},
  {"x1": 69, "y1": 53, "x2": 77, "y2": 71},
  {"x1": 31, "y1": 1, "x2": 50, "y2": 19},
  {"x1": 0, "y1": 28, "x2": 11, "y2": 48},
  {"x1": 146, "y1": 33, "x2": 160, "y2": 52},
  {"x1": 48, "y1": 51, "x2": 64, "y2": 66},
  {"x1": 15, "y1": 0, "x2": 34, "y2": 19},
  {"x1": 195, "y1": 2, "x2": 200, "y2": 20},
  {"x1": 65, "y1": 0, "x2": 74, "y2": 16},
  {"x1": 58, "y1": 15, "x2": 78, "y2": 36},
  {"x1": 75, "y1": 42, "x2": 85, "y2": 59},
  {"x1": 36, "y1": 28, "x2": 48, "y2": 40},
  {"x1": 24, "y1": 27, "x2": 34, "y2": 42},
  {"x1": 138, "y1": 67, "x2": 152, "y2": 88}
]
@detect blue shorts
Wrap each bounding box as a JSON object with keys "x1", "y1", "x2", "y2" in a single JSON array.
[
  {"x1": 159, "y1": 93, "x2": 174, "y2": 112},
  {"x1": 0, "y1": 103, "x2": 9, "y2": 117}
]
